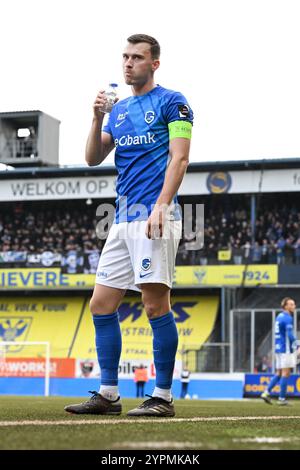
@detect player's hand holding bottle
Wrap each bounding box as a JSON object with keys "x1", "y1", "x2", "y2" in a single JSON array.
[
  {"x1": 93, "y1": 90, "x2": 108, "y2": 118},
  {"x1": 93, "y1": 84, "x2": 118, "y2": 118}
]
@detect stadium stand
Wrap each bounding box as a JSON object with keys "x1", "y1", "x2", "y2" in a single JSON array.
[{"x1": 1, "y1": 193, "x2": 300, "y2": 269}]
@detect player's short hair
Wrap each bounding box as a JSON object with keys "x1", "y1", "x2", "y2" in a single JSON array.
[
  {"x1": 281, "y1": 297, "x2": 295, "y2": 308},
  {"x1": 127, "y1": 34, "x2": 160, "y2": 59}
]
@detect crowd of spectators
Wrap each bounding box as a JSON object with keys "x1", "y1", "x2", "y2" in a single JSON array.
[
  {"x1": 0, "y1": 202, "x2": 103, "y2": 254},
  {"x1": 178, "y1": 194, "x2": 300, "y2": 265},
  {"x1": 0, "y1": 202, "x2": 104, "y2": 273},
  {"x1": 1, "y1": 195, "x2": 300, "y2": 270}
]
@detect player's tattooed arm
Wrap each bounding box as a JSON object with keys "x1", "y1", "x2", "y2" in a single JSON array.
[
  {"x1": 85, "y1": 90, "x2": 115, "y2": 166},
  {"x1": 146, "y1": 137, "x2": 190, "y2": 239}
]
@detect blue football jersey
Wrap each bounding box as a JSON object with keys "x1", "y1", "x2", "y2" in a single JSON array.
[
  {"x1": 275, "y1": 311, "x2": 296, "y2": 353},
  {"x1": 103, "y1": 85, "x2": 193, "y2": 223}
]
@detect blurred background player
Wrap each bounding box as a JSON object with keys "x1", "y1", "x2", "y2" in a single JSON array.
[
  {"x1": 64, "y1": 33, "x2": 193, "y2": 417},
  {"x1": 134, "y1": 364, "x2": 148, "y2": 398},
  {"x1": 180, "y1": 366, "x2": 190, "y2": 399},
  {"x1": 261, "y1": 297, "x2": 299, "y2": 405}
]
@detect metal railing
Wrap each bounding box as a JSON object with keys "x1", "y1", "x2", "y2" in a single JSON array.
[
  {"x1": 0, "y1": 138, "x2": 38, "y2": 160},
  {"x1": 229, "y1": 308, "x2": 299, "y2": 373},
  {"x1": 181, "y1": 342, "x2": 230, "y2": 372}
]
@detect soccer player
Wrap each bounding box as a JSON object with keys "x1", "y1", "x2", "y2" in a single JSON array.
[
  {"x1": 64, "y1": 34, "x2": 193, "y2": 417},
  {"x1": 261, "y1": 297, "x2": 299, "y2": 406}
]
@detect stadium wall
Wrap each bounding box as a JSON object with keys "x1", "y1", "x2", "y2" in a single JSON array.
[
  {"x1": 0, "y1": 374, "x2": 245, "y2": 399},
  {"x1": 2, "y1": 374, "x2": 300, "y2": 399}
]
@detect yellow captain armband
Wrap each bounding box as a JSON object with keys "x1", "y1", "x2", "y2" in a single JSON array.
[{"x1": 168, "y1": 120, "x2": 192, "y2": 140}]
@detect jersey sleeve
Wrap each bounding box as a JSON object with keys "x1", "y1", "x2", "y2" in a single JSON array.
[
  {"x1": 164, "y1": 91, "x2": 194, "y2": 140},
  {"x1": 102, "y1": 112, "x2": 114, "y2": 135}
]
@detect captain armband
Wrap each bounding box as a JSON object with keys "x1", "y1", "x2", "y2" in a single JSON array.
[{"x1": 168, "y1": 120, "x2": 192, "y2": 140}]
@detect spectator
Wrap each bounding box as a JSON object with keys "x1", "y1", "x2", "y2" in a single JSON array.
[
  {"x1": 276, "y1": 237, "x2": 286, "y2": 265},
  {"x1": 233, "y1": 240, "x2": 243, "y2": 265},
  {"x1": 242, "y1": 241, "x2": 251, "y2": 262},
  {"x1": 252, "y1": 242, "x2": 262, "y2": 263},
  {"x1": 294, "y1": 238, "x2": 300, "y2": 265},
  {"x1": 180, "y1": 366, "x2": 191, "y2": 399},
  {"x1": 267, "y1": 241, "x2": 277, "y2": 263},
  {"x1": 261, "y1": 239, "x2": 269, "y2": 263},
  {"x1": 256, "y1": 355, "x2": 272, "y2": 373},
  {"x1": 134, "y1": 365, "x2": 148, "y2": 398}
]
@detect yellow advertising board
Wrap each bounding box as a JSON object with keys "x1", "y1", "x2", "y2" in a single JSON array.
[
  {"x1": 0, "y1": 265, "x2": 278, "y2": 289},
  {"x1": 71, "y1": 296, "x2": 219, "y2": 360},
  {"x1": 0, "y1": 297, "x2": 85, "y2": 357},
  {"x1": 173, "y1": 264, "x2": 278, "y2": 286},
  {"x1": 0, "y1": 269, "x2": 94, "y2": 290},
  {"x1": 0, "y1": 296, "x2": 219, "y2": 361}
]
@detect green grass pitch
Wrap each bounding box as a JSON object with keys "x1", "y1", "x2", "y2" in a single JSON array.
[{"x1": 0, "y1": 396, "x2": 300, "y2": 450}]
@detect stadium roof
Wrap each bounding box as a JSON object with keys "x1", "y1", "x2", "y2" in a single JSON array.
[
  {"x1": 1, "y1": 157, "x2": 300, "y2": 179},
  {"x1": 0, "y1": 110, "x2": 60, "y2": 123}
]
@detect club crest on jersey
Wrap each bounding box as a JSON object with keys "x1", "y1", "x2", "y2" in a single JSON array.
[
  {"x1": 141, "y1": 257, "x2": 151, "y2": 271},
  {"x1": 144, "y1": 111, "x2": 155, "y2": 124}
]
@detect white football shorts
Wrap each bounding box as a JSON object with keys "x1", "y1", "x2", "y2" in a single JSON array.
[
  {"x1": 95, "y1": 218, "x2": 182, "y2": 292},
  {"x1": 275, "y1": 353, "x2": 296, "y2": 369}
]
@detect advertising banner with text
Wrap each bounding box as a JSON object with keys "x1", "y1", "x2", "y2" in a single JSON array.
[{"x1": 0, "y1": 265, "x2": 278, "y2": 289}]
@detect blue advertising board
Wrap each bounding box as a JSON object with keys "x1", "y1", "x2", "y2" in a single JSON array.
[{"x1": 244, "y1": 374, "x2": 300, "y2": 397}]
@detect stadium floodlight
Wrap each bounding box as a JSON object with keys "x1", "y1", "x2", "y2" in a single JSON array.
[{"x1": 0, "y1": 341, "x2": 51, "y2": 397}]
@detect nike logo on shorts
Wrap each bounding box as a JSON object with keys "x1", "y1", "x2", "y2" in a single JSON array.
[{"x1": 139, "y1": 272, "x2": 153, "y2": 278}]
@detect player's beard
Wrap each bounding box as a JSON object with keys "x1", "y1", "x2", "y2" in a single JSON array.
[
  {"x1": 124, "y1": 69, "x2": 153, "y2": 87},
  {"x1": 124, "y1": 76, "x2": 135, "y2": 85}
]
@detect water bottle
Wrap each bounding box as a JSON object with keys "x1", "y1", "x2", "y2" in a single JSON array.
[{"x1": 103, "y1": 83, "x2": 118, "y2": 113}]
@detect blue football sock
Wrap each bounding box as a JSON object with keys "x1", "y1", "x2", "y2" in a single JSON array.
[
  {"x1": 267, "y1": 374, "x2": 281, "y2": 393},
  {"x1": 279, "y1": 376, "x2": 288, "y2": 400},
  {"x1": 93, "y1": 312, "x2": 121, "y2": 386},
  {"x1": 150, "y1": 311, "x2": 178, "y2": 390}
]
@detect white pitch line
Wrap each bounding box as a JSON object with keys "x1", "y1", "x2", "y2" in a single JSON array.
[
  {"x1": 113, "y1": 441, "x2": 203, "y2": 449},
  {"x1": 0, "y1": 416, "x2": 300, "y2": 426},
  {"x1": 233, "y1": 437, "x2": 300, "y2": 444}
]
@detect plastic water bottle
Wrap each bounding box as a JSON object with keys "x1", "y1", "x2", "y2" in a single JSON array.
[{"x1": 103, "y1": 83, "x2": 118, "y2": 113}]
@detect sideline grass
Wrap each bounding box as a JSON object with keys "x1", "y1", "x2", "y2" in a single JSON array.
[{"x1": 0, "y1": 396, "x2": 300, "y2": 450}]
